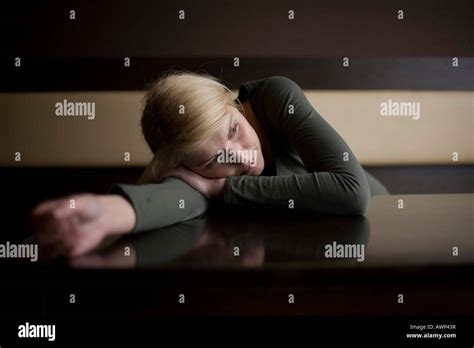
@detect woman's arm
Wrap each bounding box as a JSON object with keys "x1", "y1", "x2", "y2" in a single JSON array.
[
  {"x1": 30, "y1": 176, "x2": 209, "y2": 257},
  {"x1": 30, "y1": 193, "x2": 136, "y2": 258},
  {"x1": 109, "y1": 176, "x2": 209, "y2": 233}
]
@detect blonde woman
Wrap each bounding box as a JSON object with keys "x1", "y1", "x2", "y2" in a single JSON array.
[{"x1": 30, "y1": 71, "x2": 389, "y2": 258}]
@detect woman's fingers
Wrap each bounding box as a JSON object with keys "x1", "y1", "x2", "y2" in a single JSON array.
[
  {"x1": 30, "y1": 198, "x2": 64, "y2": 218},
  {"x1": 164, "y1": 165, "x2": 226, "y2": 199},
  {"x1": 67, "y1": 220, "x2": 108, "y2": 257},
  {"x1": 33, "y1": 211, "x2": 78, "y2": 260},
  {"x1": 168, "y1": 166, "x2": 207, "y2": 193}
]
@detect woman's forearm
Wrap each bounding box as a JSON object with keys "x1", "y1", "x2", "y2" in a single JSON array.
[
  {"x1": 109, "y1": 177, "x2": 210, "y2": 233},
  {"x1": 98, "y1": 195, "x2": 137, "y2": 235}
]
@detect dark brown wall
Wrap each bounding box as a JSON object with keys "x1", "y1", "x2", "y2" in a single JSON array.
[
  {"x1": 1, "y1": 0, "x2": 473, "y2": 91},
  {"x1": 2, "y1": 0, "x2": 472, "y2": 56}
]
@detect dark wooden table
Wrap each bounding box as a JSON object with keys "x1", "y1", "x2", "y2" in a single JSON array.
[{"x1": 1, "y1": 193, "x2": 472, "y2": 344}]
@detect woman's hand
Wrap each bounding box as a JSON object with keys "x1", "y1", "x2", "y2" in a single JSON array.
[
  {"x1": 29, "y1": 194, "x2": 136, "y2": 259},
  {"x1": 164, "y1": 165, "x2": 226, "y2": 199}
]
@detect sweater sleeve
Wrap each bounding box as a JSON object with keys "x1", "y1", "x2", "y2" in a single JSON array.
[
  {"x1": 223, "y1": 76, "x2": 370, "y2": 215},
  {"x1": 109, "y1": 177, "x2": 209, "y2": 233}
]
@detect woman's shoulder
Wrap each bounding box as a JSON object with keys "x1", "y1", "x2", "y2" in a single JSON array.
[
  {"x1": 238, "y1": 76, "x2": 299, "y2": 102},
  {"x1": 260, "y1": 76, "x2": 301, "y2": 97}
]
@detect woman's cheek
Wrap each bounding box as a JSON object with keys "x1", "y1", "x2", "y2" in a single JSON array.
[
  {"x1": 217, "y1": 165, "x2": 236, "y2": 178},
  {"x1": 202, "y1": 166, "x2": 228, "y2": 179},
  {"x1": 201, "y1": 164, "x2": 235, "y2": 179},
  {"x1": 217, "y1": 166, "x2": 232, "y2": 178}
]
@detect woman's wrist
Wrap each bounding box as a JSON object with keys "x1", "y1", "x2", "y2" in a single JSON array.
[{"x1": 97, "y1": 194, "x2": 137, "y2": 236}]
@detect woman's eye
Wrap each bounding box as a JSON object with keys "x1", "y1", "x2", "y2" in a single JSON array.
[{"x1": 206, "y1": 158, "x2": 216, "y2": 168}]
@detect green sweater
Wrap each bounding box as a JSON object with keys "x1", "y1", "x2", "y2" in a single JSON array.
[{"x1": 110, "y1": 76, "x2": 389, "y2": 233}]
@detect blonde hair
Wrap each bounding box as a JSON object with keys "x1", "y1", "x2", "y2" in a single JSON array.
[{"x1": 140, "y1": 69, "x2": 244, "y2": 183}]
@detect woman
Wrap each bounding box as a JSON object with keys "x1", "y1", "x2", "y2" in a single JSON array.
[{"x1": 30, "y1": 71, "x2": 389, "y2": 259}]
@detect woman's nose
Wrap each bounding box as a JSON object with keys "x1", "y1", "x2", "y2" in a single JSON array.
[
  {"x1": 231, "y1": 147, "x2": 250, "y2": 163},
  {"x1": 226, "y1": 147, "x2": 257, "y2": 171}
]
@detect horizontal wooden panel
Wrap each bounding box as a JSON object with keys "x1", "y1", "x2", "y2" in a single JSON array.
[{"x1": 1, "y1": 90, "x2": 472, "y2": 166}]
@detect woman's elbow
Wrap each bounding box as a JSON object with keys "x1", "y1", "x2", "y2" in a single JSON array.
[{"x1": 346, "y1": 184, "x2": 371, "y2": 215}]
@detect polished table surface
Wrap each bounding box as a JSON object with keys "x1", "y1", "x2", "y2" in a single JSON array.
[
  {"x1": 55, "y1": 193, "x2": 472, "y2": 316},
  {"x1": 0, "y1": 194, "x2": 473, "y2": 344},
  {"x1": 78, "y1": 193, "x2": 473, "y2": 270}
]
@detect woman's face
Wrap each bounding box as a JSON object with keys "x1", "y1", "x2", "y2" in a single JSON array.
[{"x1": 184, "y1": 105, "x2": 265, "y2": 179}]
